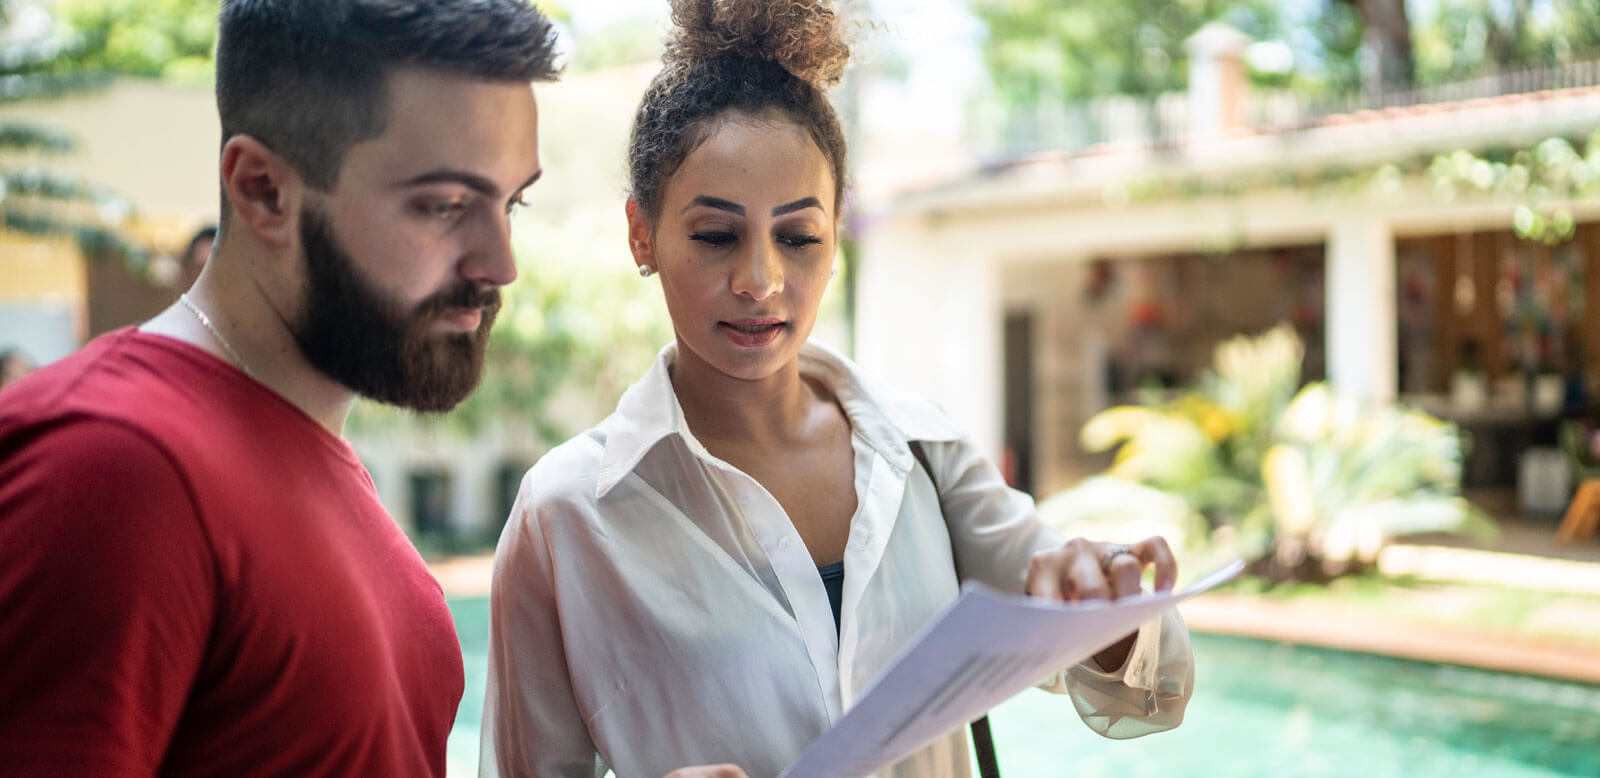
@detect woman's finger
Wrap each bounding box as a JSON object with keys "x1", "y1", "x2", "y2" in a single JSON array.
[
  {"x1": 1134, "y1": 536, "x2": 1179, "y2": 591},
  {"x1": 664, "y1": 766, "x2": 749, "y2": 778},
  {"x1": 1105, "y1": 552, "x2": 1143, "y2": 600},
  {"x1": 1025, "y1": 548, "x2": 1066, "y2": 600},
  {"x1": 1065, "y1": 549, "x2": 1111, "y2": 602}
]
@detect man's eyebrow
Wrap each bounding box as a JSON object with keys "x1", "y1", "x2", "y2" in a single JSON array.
[
  {"x1": 682, "y1": 195, "x2": 745, "y2": 215},
  {"x1": 398, "y1": 168, "x2": 542, "y2": 197},
  {"x1": 772, "y1": 197, "x2": 822, "y2": 217}
]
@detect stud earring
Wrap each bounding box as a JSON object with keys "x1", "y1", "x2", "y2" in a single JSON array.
[{"x1": 638, "y1": 265, "x2": 656, "y2": 278}]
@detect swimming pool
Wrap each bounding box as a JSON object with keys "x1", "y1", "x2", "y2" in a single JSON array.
[{"x1": 446, "y1": 597, "x2": 1600, "y2": 777}]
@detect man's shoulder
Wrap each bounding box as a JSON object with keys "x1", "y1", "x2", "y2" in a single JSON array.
[
  {"x1": 1, "y1": 331, "x2": 199, "y2": 430},
  {"x1": 0, "y1": 334, "x2": 185, "y2": 477},
  {"x1": 2, "y1": 412, "x2": 180, "y2": 480},
  {"x1": 0, "y1": 411, "x2": 206, "y2": 562},
  {"x1": 1, "y1": 331, "x2": 294, "y2": 457},
  {"x1": 0, "y1": 334, "x2": 292, "y2": 517}
]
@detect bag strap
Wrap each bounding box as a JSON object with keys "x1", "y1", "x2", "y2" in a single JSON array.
[{"x1": 908, "y1": 441, "x2": 1001, "y2": 778}]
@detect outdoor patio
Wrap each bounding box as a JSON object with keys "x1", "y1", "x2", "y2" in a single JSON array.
[{"x1": 6, "y1": 2, "x2": 1600, "y2": 776}]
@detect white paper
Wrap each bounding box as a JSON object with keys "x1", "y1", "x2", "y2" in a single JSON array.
[{"x1": 779, "y1": 559, "x2": 1245, "y2": 778}]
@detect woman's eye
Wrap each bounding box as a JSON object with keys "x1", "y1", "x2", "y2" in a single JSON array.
[
  {"x1": 689, "y1": 231, "x2": 736, "y2": 247},
  {"x1": 780, "y1": 234, "x2": 822, "y2": 249}
]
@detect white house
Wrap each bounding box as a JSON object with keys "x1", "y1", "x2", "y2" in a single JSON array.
[{"x1": 853, "y1": 25, "x2": 1600, "y2": 500}]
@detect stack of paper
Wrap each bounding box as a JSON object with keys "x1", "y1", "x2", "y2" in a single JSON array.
[{"x1": 780, "y1": 560, "x2": 1245, "y2": 778}]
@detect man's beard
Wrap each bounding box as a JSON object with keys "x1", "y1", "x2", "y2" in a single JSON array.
[{"x1": 293, "y1": 207, "x2": 500, "y2": 412}]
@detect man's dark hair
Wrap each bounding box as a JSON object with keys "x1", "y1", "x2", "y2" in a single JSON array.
[{"x1": 216, "y1": 0, "x2": 559, "y2": 195}]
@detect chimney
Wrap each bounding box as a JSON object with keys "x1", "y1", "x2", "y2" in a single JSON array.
[{"x1": 1185, "y1": 22, "x2": 1253, "y2": 139}]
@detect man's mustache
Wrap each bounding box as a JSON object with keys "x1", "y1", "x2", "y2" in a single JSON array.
[{"x1": 417, "y1": 283, "x2": 502, "y2": 319}]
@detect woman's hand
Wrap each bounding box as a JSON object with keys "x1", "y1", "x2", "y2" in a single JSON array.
[
  {"x1": 1025, "y1": 536, "x2": 1177, "y2": 602},
  {"x1": 664, "y1": 766, "x2": 750, "y2": 778},
  {"x1": 1024, "y1": 536, "x2": 1178, "y2": 672}
]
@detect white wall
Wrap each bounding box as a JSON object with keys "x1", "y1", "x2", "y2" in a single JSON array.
[
  {"x1": 858, "y1": 177, "x2": 1600, "y2": 493},
  {"x1": 0, "y1": 78, "x2": 221, "y2": 240},
  {"x1": 857, "y1": 210, "x2": 1005, "y2": 460}
]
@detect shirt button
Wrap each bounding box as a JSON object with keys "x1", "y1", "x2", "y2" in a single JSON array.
[{"x1": 779, "y1": 536, "x2": 795, "y2": 552}]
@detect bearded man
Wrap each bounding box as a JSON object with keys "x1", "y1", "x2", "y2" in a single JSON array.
[{"x1": 0, "y1": 1, "x2": 558, "y2": 775}]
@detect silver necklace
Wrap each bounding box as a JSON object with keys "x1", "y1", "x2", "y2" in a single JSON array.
[{"x1": 178, "y1": 293, "x2": 258, "y2": 381}]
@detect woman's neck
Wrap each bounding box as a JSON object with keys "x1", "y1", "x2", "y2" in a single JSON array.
[{"x1": 669, "y1": 340, "x2": 818, "y2": 447}]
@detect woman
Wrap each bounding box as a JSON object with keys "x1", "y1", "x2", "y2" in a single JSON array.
[{"x1": 482, "y1": 2, "x2": 1193, "y2": 776}]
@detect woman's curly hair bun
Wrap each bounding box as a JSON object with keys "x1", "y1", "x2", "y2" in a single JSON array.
[{"x1": 666, "y1": 0, "x2": 851, "y2": 88}]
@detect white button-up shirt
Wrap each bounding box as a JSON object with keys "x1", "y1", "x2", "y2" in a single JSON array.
[{"x1": 482, "y1": 342, "x2": 1193, "y2": 778}]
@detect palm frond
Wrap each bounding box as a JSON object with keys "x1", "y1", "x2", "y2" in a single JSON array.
[{"x1": 0, "y1": 120, "x2": 75, "y2": 152}]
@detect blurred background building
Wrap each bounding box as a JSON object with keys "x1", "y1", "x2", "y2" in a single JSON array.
[
  {"x1": 6, "y1": 0, "x2": 1600, "y2": 546},
  {"x1": 858, "y1": 24, "x2": 1600, "y2": 513},
  {"x1": 8, "y1": 6, "x2": 1600, "y2": 774}
]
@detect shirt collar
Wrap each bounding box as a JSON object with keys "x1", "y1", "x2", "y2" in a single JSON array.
[{"x1": 592, "y1": 341, "x2": 965, "y2": 499}]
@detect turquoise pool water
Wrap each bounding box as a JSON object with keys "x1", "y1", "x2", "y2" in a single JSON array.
[{"x1": 446, "y1": 597, "x2": 1600, "y2": 777}]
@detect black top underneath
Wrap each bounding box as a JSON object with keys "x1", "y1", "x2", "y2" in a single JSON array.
[{"x1": 817, "y1": 561, "x2": 845, "y2": 636}]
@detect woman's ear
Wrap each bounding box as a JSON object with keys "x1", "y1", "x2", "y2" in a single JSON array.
[
  {"x1": 625, "y1": 198, "x2": 656, "y2": 271},
  {"x1": 220, "y1": 135, "x2": 303, "y2": 250}
]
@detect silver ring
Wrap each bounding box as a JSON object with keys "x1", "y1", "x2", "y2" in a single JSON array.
[{"x1": 1097, "y1": 543, "x2": 1136, "y2": 570}]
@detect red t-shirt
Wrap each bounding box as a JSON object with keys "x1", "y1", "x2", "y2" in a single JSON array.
[{"x1": 0, "y1": 330, "x2": 464, "y2": 777}]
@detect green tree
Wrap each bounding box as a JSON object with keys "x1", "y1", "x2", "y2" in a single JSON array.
[
  {"x1": 53, "y1": 0, "x2": 220, "y2": 84},
  {"x1": 566, "y1": 14, "x2": 668, "y2": 72},
  {"x1": 1, "y1": 0, "x2": 144, "y2": 264},
  {"x1": 1414, "y1": 0, "x2": 1600, "y2": 84},
  {"x1": 970, "y1": 0, "x2": 1286, "y2": 106},
  {"x1": 1336, "y1": 0, "x2": 1414, "y2": 90},
  {"x1": 974, "y1": 0, "x2": 1600, "y2": 108}
]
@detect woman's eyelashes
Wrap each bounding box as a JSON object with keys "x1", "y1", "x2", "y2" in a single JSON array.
[
  {"x1": 779, "y1": 234, "x2": 822, "y2": 248},
  {"x1": 689, "y1": 230, "x2": 737, "y2": 247},
  {"x1": 686, "y1": 231, "x2": 823, "y2": 249}
]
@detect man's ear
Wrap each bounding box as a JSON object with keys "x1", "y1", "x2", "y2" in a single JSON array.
[
  {"x1": 220, "y1": 135, "x2": 303, "y2": 249},
  {"x1": 624, "y1": 198, "x2": 656, "y2": 271}
]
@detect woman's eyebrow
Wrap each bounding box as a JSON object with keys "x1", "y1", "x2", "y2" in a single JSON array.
[
  {"x1": 772, "y1": 197, "x2": 822, "y2": 217},
  {"x1": 683, "y1": 195, "x2": 744, "y2": 215}
]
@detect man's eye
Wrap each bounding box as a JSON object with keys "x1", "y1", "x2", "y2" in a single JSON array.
[
  {"x1": 689, "y1": 232, "x2": 736, "y2": 247},
  {"x1": 780, "y1": 234, "x2": 822, "y2": 249},
  {"x1": 505, "y1": 195, "x2": 530, "y2": 216},
  {"x1": 419, "y1": 200, "x2": 467, "y2": 220}
]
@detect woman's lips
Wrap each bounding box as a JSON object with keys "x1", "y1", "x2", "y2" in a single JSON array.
[{"x1": 719, "y1": 318, "x2": 785, "y2": 348}]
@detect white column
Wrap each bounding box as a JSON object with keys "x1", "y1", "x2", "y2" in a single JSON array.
[
  {"x1": 856, "y1": 216, "x2": 1004, "y2": 460},
  {"x1": 856, "y1": 215, "x2": 942, "y2": 398},
  {"x1": 1326, "y1": 215, "x2": 1397, "y2": 405},
  {"x1": 1184, "y1": 23, "x2": 1252, "y2": 139},
  {"x1": 940, "y1": 253, "x2": 1004, "y2": 460},
  {"x1": 452, "y1": 441, "x2": 497, "y2": 536}
]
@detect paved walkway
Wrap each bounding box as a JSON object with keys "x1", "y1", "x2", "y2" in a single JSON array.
[
  {"x1": 1178, "y1": 589, "x2": 1600, "y2": 684},
  {"x1": 430, "y1": 553, "x2": 495, "y2": 599},
  {"x1": 430, "y1": 533, "x2": 1600, "y2": 685}
]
